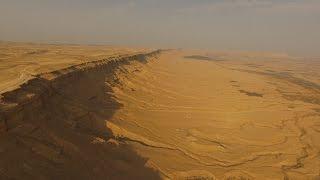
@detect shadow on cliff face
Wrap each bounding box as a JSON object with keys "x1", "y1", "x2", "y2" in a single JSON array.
[{"x1": 0, "y1": 59, "x2": 161, "y2": 179}]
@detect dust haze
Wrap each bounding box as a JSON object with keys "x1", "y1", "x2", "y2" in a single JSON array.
[
  {"x1": 0, "y1": 1, "x2": 320, "y2": 180},
  {"x1": 1, "y1": 0, "x2": 320, "y2": 57}
]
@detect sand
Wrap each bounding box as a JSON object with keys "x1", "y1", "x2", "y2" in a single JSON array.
[{"x1": 0, "y1": 43, "x2": 319, "y2": 179}]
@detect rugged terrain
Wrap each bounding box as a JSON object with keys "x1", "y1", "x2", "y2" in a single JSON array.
[
  {"x1": 0, "y1": 43, "x2": 319, "y2": 179},
  {"x1": 0, "y1": 42, "x2": 147, "y2": 94},
  {"x1": 0, "y1": 42, "x2": 161, "y2": 179}
]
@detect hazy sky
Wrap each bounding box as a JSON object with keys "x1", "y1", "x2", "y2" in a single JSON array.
[{"x1": 0, "y1": 0, "x2": 319, "y2": 56}]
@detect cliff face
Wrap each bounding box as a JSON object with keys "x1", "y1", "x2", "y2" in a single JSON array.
[
  {"x1": 0, "y1": 51, "x2": 161, "y2": 179},
  {"x1": 0, "y1": 42, "x2": 147, "y2": 94}
]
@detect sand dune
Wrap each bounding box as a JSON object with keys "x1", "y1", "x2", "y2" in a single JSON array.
[{"x1": 0, "y1": 43, "x2": 319, "y2": 179}]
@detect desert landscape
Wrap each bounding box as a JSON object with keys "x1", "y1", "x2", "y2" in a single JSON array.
[{"x1": 0, "y1": 42, "x2": 319, "y2": 179}]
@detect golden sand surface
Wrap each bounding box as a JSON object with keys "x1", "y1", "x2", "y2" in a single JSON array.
[
  {"x1": 0, "y1": 44, "x2": 319, "y2": 179},
  {"x1": 108, "y1": 50, "x2": 320, "y2": 179}
]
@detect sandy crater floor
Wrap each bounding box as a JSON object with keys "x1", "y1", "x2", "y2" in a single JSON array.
[{"x1": 108, "y1": 50, "x2": 320, "y2": 179}]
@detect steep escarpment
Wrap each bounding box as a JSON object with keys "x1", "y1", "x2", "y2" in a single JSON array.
[{"x1": 0, "y1": 51, "x2": 162, "y2": 179}]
